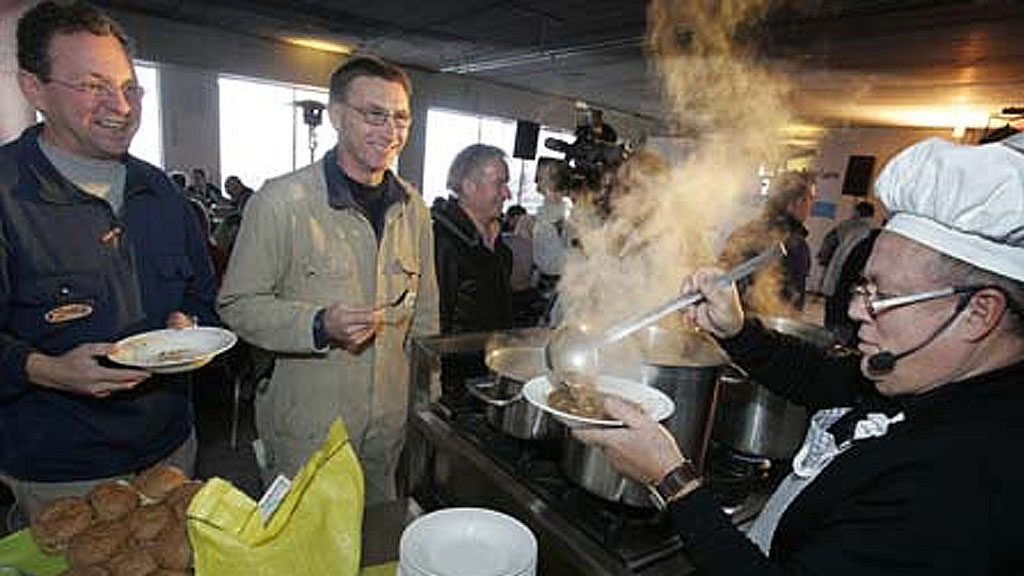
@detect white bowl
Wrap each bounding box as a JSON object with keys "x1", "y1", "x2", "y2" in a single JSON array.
[
  {"x1": 107, "y1": 327, "x2": 237, "y2": 374},
  {"x1": 400, "y1": 508, "x2": 537, "y2": 576},
  {"x1": 522, "y1": 373, "x2": 675, "y2": 428}
]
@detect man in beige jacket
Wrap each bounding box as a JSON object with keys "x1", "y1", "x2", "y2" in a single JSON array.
[{"x1": 217, "y1": 56, "x2": 438, "y2": 505}]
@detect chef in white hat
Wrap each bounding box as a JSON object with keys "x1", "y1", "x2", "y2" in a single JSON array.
[{"x1": 576, "y1": 134, "x2": 1024, "y2": 575}]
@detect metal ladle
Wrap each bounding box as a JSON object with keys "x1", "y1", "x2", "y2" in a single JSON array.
[{"x1": 545, "y1": 243, "x2": 786, "y2": 385}]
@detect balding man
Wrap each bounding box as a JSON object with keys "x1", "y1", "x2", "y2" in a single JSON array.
[{"x1": 578, "y1": 134, "x2": 1024, "y2": 575}]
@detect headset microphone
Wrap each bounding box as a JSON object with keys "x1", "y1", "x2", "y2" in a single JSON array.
[{"x1": 865, "y1": 305, "x2": 965, "y2": 375}]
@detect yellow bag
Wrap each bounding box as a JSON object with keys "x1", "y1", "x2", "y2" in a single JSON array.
[{"x1": 188, "y1": 419, "x2": 365, "y2": 576}]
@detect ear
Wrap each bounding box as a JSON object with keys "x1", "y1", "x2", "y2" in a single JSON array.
[
  {"x1": 326, "y1": 101, "x2": 344, "y2": 133},
  {"x1": 17, "y1": 70, "x2": 46, "y2": 111},
  {"x1": 959, "y1": 288, "x2": 1008, "y2": 343}
]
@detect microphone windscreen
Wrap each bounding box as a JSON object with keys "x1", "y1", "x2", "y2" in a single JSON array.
[{"x1": 867, "y1": 351, "x2": 896, "y2": 373}]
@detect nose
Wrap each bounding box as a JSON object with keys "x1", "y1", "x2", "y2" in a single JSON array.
[
  {"x1": 847, "y1": 290, "x2": 871, "y2": 324},
  {"x1": 501, "y1": 184, "x2": 512, "y2": 201},
  {"x1": 103, "y1": 87, "x2": 135, "y2": 114}
]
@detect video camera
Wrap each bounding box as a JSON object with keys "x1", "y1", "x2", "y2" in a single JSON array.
[{"x1": 544, "y1": 108, "x2": 628, "y2": 190}]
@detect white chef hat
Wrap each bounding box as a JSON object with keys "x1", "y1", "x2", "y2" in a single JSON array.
[{"x1": 874, "y1": 134, "x2": 1024, "y2": 281}]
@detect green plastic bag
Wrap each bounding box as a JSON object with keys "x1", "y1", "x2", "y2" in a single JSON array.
[{"x1": 188, "y1": 419, "x2": 364, "y2": 576}]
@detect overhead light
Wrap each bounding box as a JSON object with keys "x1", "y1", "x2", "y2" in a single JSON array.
[{"x1": 282, "y1": 36, "x2": 352, "y2": 55}]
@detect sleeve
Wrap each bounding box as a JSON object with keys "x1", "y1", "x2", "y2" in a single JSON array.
[
  {"x1": 433, "y1": 227, "x2": 459, "y2": 334},
  {"x1": 411, "y1": 213, "x2": 440, "y2": 340},
  {"x1": 717, "y1": 320, "x2": 870, "y2": 409},
  {"x1": 0, "y1": 232, "x2": 31, "y2": 397},
  {"x1": 669, "y1": 488, "x2": 783, "y2": 576},
  {"x1": 216, "y1": 182, "x2": 322, "y2": 353},
  {"x1": 180, "y1": 196, "x2": 220, "y2": 327}
]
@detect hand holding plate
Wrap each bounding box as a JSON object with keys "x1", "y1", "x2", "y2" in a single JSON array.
[
  {"x1": 27, "y1": 343, "x2": 151, "y2": 397},
  {"x1": 574, "y1": 396, "x2": 686, "y2": 485}
]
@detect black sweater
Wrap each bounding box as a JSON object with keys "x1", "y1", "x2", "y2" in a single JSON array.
[{"x1": 670, "y1": 320, "x2": 1024, "y2": 575}]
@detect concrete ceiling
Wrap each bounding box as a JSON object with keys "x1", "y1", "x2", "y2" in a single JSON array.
[{"x1": 96, "y1": 0, "x2": 1024, "y2": 133}]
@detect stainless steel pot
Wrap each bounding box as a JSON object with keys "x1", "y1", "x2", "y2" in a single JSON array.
[
  {"x1": 711, "y1": 316, "x2": 837, "y2": 460},
  {"x1": 466, "y1": 334, "x2": 552, "y2": 440},
  {"x1": 561, "y1": 430, "x2": 653, "y2": 507},
  {"x1": 560, "y1": 326, "x2": 725, "y2": 508}
]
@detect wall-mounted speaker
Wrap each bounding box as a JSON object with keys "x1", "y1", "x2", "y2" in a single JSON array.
[
  {"x1": 841, "y1": 155, "x2": 876, "y2": 197},
  {"x1": 512, "y1": 120, "x2": 540, "y2": 160}
]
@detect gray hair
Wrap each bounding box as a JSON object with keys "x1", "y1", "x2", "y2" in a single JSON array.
[
  {"x1": 927, "y1": 251, "x2": 1024, "y2": 337},
  {"x1": 446, "y1": 144, "x2": 507, "y2": 195}
]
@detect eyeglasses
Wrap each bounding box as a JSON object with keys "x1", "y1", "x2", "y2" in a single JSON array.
[
  {"x1": 341, "y1": 101, "x2": 411, "y2": 129},
  {"x1": 48, "y1": 78, "x2": 144, "y2": 102},
  {"x1": 850, "y1": 280, "x2": 982, "y2": 318}
]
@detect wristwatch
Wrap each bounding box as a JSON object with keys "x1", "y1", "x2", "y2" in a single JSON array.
[{"x1": 647, "y1": 460, "x2": 701, "y2": 510}]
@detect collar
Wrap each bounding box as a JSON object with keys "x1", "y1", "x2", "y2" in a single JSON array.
[
  {"x1": 20, "y1": 123, "x2": 150, "y2": 204},
  {"x1": 322, "y1": 146, "x2": 407, "y2": 211},
  {"x1": 432, "y1": 197, "x2": 483, "y2": 247}
]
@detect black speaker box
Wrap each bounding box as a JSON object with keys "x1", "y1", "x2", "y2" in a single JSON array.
[
  {"x1": 513, "y1": 120, "x2": 540, "y2": 160},
  {"x1": 841, "y1": 155, "x2": 876, "y2": 197}
]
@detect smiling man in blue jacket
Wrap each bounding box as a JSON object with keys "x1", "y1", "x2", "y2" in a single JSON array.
[{"x1": 0, "y1": 1, "x2": 217, "y2": 526}]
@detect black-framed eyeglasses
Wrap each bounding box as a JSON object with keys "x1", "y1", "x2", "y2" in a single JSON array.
[
  {"x1": 341, "y1": 101, "x2": 411, "y2": 128},
  {"x1": 49, "y1": 77, "x2": 145, "y2": 102},
  {"x1": 850, "y1": 280, "x2": 983, "y2": 318}
]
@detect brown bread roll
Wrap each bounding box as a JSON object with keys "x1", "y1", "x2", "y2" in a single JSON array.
[
  {"x1": 57, "y1": 565, "x2": 111, "y2": 576},
  {"x1": 146, "y1": 523, "x2": 190, "y2": 571},
  {"x1": 164, "y1": 480, "x2": 203, "y2": 519},
  {"x1": 31, "y1": 496, "x2": 95, "y2": 554},
  {"x1": 87, "y1": 482, "x2": 140, "y2": 522},
  {"x1": 106, "y1": 548, "x2": 159, "y2": 576},
  {"x1": 127, "y1": 504, "x2": 173, "y2": 545},
  {"x1": 131, "y1": 465, "x2": 185, "y2": 503},
  {"x1": 68, "y1": 519, "x2": 132, "y2": 567}
]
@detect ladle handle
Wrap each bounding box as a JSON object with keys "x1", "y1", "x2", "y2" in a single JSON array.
[{"x1": 600, "y1": 243, "x2": 785, "y2": 344}]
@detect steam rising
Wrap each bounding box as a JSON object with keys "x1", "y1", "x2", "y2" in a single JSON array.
[{"x1": 557, "y1": 0, "x2": 795, "y2": 345}]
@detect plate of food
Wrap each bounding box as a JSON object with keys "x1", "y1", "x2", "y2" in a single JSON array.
[
  {"x1": 522, "y1": 373, "x2": 674, "y2": 428},
  {"x1": 107, "y1": 327, "x2": 237, "y2": 374}
]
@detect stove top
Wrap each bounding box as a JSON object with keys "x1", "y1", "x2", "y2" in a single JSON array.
[{"x1": 435, "y1": 405, "x2": 784, "y2": 572}]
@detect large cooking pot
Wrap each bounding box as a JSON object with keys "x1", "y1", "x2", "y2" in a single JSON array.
[
  {"x1": 560, "y1": 326, "x2": 725, "y2": 508},
  {"x1": 712, "y1": 316, "x2": 837, "y2": 460},
  {"x1": 466, "y1": 331, "x2": 552, "y2": 440}
]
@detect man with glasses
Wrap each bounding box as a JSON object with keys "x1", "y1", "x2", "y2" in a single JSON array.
[
  {"x1": 577, "y1": 134, "x2": 1024, "y2": 574},
  {"x1": 0, "y1": 1, "x2": 217, "y2": 525},
  {"x1": 218, "y1": 56, "x2": 438, "y2": 505}
]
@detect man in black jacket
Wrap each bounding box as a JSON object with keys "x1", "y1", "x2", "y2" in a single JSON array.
[
  {"x1": 433, "y1": 144, "x2": 514, "y2": 404},
  {"x1": 578, "y1": 134, "x2": 1024, "y2": 575}
]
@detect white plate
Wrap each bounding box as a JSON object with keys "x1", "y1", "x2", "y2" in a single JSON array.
[
  {"x1": 400, "y1": 508, "x2": 536, "y2": 576},
  {"x1": 522, "y1": 374, "x2": 675, "y2": 428},
  {"x1": 107, "y1": 327, "x2": 237, "y2": 374}
]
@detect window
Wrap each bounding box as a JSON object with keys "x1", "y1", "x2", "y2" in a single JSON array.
[
  {"x1": 421, "y1": 108, "x2": 573, "y2": 212},
  {"x1": 129, "y1": 62, "x2": 161, "y2": 166},
  {"x1": 218, "y1": 76, "x2": 337, "y2": 190}
]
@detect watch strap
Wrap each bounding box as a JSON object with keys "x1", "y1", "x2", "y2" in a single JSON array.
[{"x1": 647, "y1": 460, "x2": 701, "y2": 510}]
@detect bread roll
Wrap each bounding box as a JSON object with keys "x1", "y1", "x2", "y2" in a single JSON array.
[
  {"x1": 164, "y1": 480, "x2": 203, "y2": 519},
  {"x1": 88, "y1": 482, "x2": 140, "y2": 522},
  {"x1": 31, "y1": 496, "x2": 94, "y2": 553},
  {"x1": 146, "y1": 523, "x2": 190, "y2": 571},
  {"x1": 127, "y1": 504, "x2": 173, "y2": 545},
  {"x1": 106, "y1": 548, "x2": 158, "y2": 576},
  {"x1": 131, "y1": 465, "x2": 185, "y2": 503},
  {"x1": 68, "y1": 519, "x2": 131, "y2": 567},
  {"x1": 57, "y1": 565, "x2": 111, "y2": 576}
]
